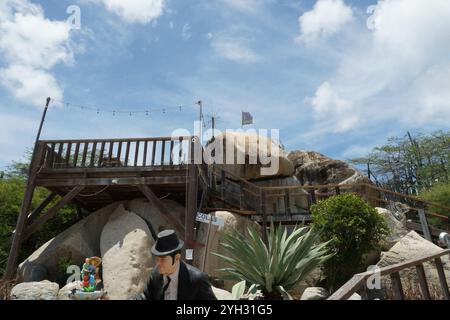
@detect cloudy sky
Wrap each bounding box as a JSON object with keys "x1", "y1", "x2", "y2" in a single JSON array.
[{"x1": 1, "y1": 0, "x2": 449, "y2": 170}]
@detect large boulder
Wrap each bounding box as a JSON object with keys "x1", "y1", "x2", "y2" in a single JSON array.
[
  {"x1": 126, "y1": 198, "x2": 185, "y2": 235},
  {"x1": 10, "y1": 280, "x2": 59, "y2": 300},
  {"x1": 18, "y1": 202, "x2": 123, "y2": 283},
  {"x1": 376, "y1": 231, "x2": 450, "y2": 298},
  {"x1": 376, "y1": 207, "x2": 409, "y2": 250},
  {"x1": 193, "y1": 211, "x2": 261, "y2": 291},
  {"x1": 57, "y1": 281, "x2": 82, "y2": 300},
  {"x1": 288, "y1": 151, "x2": 368, "y2": 186},
  {"x1": 100, "y1": 204, "x2": 153, "y2": 300},
  {"x1": 208, "y1": 131, "x2": 294, "y2": 180}
]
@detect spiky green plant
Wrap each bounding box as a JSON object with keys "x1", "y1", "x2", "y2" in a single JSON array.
[{"x1": 213, "y1": 223, "x2": 334, "y2": 300}]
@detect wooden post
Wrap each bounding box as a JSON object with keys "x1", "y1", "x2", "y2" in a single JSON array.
[
  {"x1": 3, "y1": 142, "x2": 47, "y2": 279},
  {"x1": 185, "y1": 139, "x2": 199, "y2": 253},
  {"x1": 434, "y1": 257, "x2": 450, "y2": 299},
  {"x1": 390, "y1": 272, "x2": 405, "y2": 300},
  {"x1": 26, "y1": 192, "x2": 57, "y2": 224},
  {"x1": 415, "y1": 264, "x2": 431, "y2": 300},
  {"x1": 260, "y1": 189, "x2": 268, "y2": 246}
]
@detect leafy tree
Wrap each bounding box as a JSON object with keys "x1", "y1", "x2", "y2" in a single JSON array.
[
  {"x1": 213, "y1": 223, "x2": 333, "y2": 300},
  {"x1": 311, "y1": 193, "x2": 388, "y2": 291},
  {"x1": 419, "y1": 182, "x2": 450, "y2": 227}
]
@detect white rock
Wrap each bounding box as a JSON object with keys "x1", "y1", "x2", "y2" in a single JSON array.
[
  {"x1": 300, "y1": 287, "x2": 329, "y2": 300},
  {"x1": 212, "y1": 286, "x2": 232, "y2": 300},
  {"x1": 100, "y1": 204, "x2": 153, "y2": 300},
  {"x1": 348, "y1": 293, "x2": 362, "y2": 300},
  {"x1": 58, "y1": 281, "x2": 82, "y2": 300},
  {"x1": 10, "y1": 280, "x2": 59, "y2": 300},
  {"x1": 376, "y1": 207, "x2": 408, "y2": 250}
]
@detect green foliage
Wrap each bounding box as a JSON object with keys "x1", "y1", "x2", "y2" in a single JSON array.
[
  {"x1": 0, "y1": 159, "x2": 79, "y2": 278},
  {"x1": 350, "y1": 131, "x2": 450, "y2": 195},
  {"x1": 419, "y1": 182, "x2": 450, "y2": 227},
  {"x1": 310, "y1": 193, "x2": 389, "y2": 291},
  {"x1": 213, "y1": 223, "x2": 333, "y2": 300}
]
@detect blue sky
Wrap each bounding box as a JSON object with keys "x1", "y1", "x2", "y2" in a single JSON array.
[{"x1": 1, "y1": 0, "x2": 449, "y2": 170}]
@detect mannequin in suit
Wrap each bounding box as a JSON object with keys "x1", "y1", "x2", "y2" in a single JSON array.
[{"x1": 133, "y1": 229, "x2": 217, "y2": 300}]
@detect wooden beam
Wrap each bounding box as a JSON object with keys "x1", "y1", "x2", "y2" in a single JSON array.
[
  {"x1": 185, "y1": 164, "x2": 198, "y2": 248},
  {"x1": 36, "y1": 176, "x2": 187, "y2": 187},
  {"x1": 26, "y1": 192, "x2": 57, "y2": 224},
  {"x1": 3, "y1": 143, "x2": 46, "y2": 279},
  {"x1": 137, "y1": 185, "x2": 185, "y2": 236},
  {"x1": 22, "y1": 186, "x2": 85, "y2": 240},
  {"x1": 415, "y1": 264, "x2": 431, "y2": 300}
]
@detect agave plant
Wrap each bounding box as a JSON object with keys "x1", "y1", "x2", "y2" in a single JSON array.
[{"x1": 213, "y1": 223, "x2": 334, "y2": 300}]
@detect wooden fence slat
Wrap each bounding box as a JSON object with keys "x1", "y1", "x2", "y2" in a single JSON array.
[
  {"x1": 72, "y1": 142, "x2": 80, "y2": 167},
  {"x1": 134, "y1": 141, "x2": 140, "y2": 166},
  {"x1": 117, "y1": 141, "x2": 122, "y2": 165},
  {"x1": 434, "y1": 257, "x2": 450, "y2": 299},
  {"x1": 98, "y1": 141, "x2": 105, "y2": 167},
  {"x1": 125, "y1": 141, "x2": 131, "y2": 166},
  {"x1": 390, "y1": 272, "x2": 405, "y2": 300},
  {"x1": 65, "y1": 142, "x2": 72, "y2": 168},
  {"x1": 90, "y1": 142, "x2": 97, "y2": 167},
  {"x1": 416, "y1": 264, "x2": 431, "y2": 300},
  {"x1": 151, "y1": 141, "x2": 157, "y2": 166},
  {"x1": 169, "y1": 140, "x2": 174, "y2": 165},
  {"x1": 81, "y1": 142, "x2": 89, "y2": 167},
  {"x1": 143, "y1": 141, "x2": 148, "y2": 166},
  {"x1": 160, "y1": 140, "x2": 165, "y2": 165}
]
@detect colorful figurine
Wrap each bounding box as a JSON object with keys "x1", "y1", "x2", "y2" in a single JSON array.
[{"x1": 81, "y1": 256, "x2": 102, "y2": 292}]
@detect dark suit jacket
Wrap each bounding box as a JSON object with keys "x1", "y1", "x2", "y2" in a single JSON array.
[{"x1": 133, "y1": 261, "x2": 217, "y2": 300}]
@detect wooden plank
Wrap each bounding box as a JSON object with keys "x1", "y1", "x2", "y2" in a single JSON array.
[
  {"x1": 124, "y1": 141, "x2": 131, "y2": 166},
  {"x1": 56, "y1": 143, "x2": 64, "y2": 168},
  {"x1": 328, "y1": 274, "x2": 367, "y2": 300},
  {"x1": 36, "y1": 176, "x2": 187, "y2": 187},
  {"x1": 89, "y1": 142, "x2": 97, "y2": 167},
  {"x1": 134, "y1": 141, "x2": 140, "y2": 166},
  {"x1": 415, "y1": 264, "x2": 431, "y2": 300},
  {"x1": 23, "y1": 186, "x2": 85, "y2": 240},
  {"x1": 65, "y1": 142, "x2": 72, "y2": 168},
  {"x1": 185, "y1": 163, "x2": 198, "y2": 248},
  {"x1": 26, "y1": 192, "x2": 57, "y2": 224},
  {"x1": 405, "y1": 220, "x2": 447, "y2": 238},
  {"x1": 98, "y1": 141, "x2": 105, "y2": 167},
  {"x1": 169, "y1": 140, "x2": 174, "y2": 165},
  {"x1": 160, "y1": 140, "x2": 165, "y2": 165},
  {"x1": 138, "y1": 185, "x2": 185, "y2": 235},
  {"x1": 3, "y1": 143, "x2": 46, "y2": 279},
  {"x1": 81, "y1": 142, "x2": 89, "y2": 167},
  {"x1": 390, "y1": 272, "x2": 405, "y2": 300},
  {"x1": 434, "y1": 257, "x2": 450, "y2": 299},
  {"x1": 49, "y1": 143, "x2": 55, "y2": 168},
  {"x1": 260, "y1": 189, "x2": 268, "y2": 245},
  {"x1": 418, "y1": 209, "x2": 432, "y2": 241},
  {"x1": 73, "y1": 142, "x2": 80, "y2": 167},
  {"x1": 285, "y1": 189, "x2": 291, "y2": 215},
  {"x1": 143, "y1": 141, "x2": 148, "y2": 166},
  {"x1": 108, "y1": 141, "x2": 114, "y2": 164},
  {"x1": 151, "y1": 141, "x2": 157, "y2": 166},
  {"x1": 178, "y1": 137, "x2": 183, "y2": 164},
  {"x1": 116, "y1": 141, "x2": 122, "y2": 166}
]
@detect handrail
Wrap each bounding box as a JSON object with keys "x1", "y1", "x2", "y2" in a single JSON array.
[{"x1": 328, "y1": 249, "x2": 450, "y2": 300}]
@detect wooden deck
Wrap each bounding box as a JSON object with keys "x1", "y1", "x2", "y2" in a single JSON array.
[{"x1": 3, "y1": 135, "x2": 450, "y2": 280}]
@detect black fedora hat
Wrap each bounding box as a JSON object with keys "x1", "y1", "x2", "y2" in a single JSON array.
[{"x1": 151, "y1": 229, "x2": 184, "y2": 256}]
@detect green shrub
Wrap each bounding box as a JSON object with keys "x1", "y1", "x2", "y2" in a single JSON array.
[
  {"x1": 213, "y1": 223, "x2": 333, "y2": 300},
  {"x1": 310, "y1": 193, "x2": 388, "y2": 291},
  {"x1": 419, "y1": 182, "x2": 450, "y2": 227}
]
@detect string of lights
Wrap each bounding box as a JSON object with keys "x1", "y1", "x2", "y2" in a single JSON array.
[{"x1": 50, "y1": 98, "x2": 200, "y2": 117}]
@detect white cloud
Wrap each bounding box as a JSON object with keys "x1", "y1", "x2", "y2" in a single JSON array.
[
  {"x1": 181, "y1": 23, "x2": 191, "y2": 40},
  {"x1": 95, "y1": 0, "x2": 165, "y2": 24},
  {"x1": 0, "y1": 0, "x2": 76, "y2": 107},
  {"x1": 297, "y1": 0, "x2": 353, "y2": 44},
  {"x1": 306, "y1": 0, "x2": 450, "y2": 136},
  {"x1": 309, "y1": 82, "x2": 358, "y2": 133},
  {"x1": 212, "y1": 36, "x2": 262, "y2": 63}
]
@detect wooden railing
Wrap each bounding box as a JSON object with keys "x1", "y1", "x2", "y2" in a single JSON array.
[
  {"x1": 35, "y1": 136, "x2": 197, "y2": 170},
  {"x1": 328, "y1": 249, "x2": 450, "y2": 300}
]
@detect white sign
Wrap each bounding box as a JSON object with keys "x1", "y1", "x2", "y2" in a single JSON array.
[
  {"x1": 196, "y1": 212, "x2": 225, "y2": 230},
  {"x1": 185, "y1": 249, "x2": 193, "y2": 261}
]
